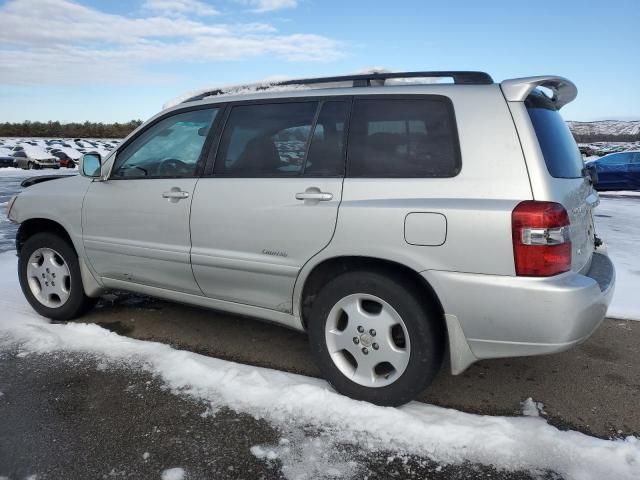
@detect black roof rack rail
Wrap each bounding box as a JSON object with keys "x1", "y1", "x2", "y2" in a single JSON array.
[{"x1": 180, "y1": 71, "x2": 494, "y2": 104}]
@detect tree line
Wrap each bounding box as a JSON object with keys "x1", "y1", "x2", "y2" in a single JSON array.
[
  {"x1": 0, "y1": 120, "x2": 638, "y2": 143},
  {"x1": 0, "y1": 120, "x2": 143, "y2": 139}
]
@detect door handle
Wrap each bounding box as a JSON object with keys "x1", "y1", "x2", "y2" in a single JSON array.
[
  {"x1": 295, "y1": 191, "x2": 333, "y2": 201},
  {"x1": 162, "y1": 189, "x2": 190, "y2": 202}
]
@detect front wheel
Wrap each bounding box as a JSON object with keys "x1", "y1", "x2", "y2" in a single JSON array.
[
  {"x1": 307, "y1": 270, "x2": 444, "y2": 406},
  {"x1": 18, "y1": 232, "x2": 97, "y2": 320}
]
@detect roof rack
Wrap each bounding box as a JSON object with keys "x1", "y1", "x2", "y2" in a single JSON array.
[{"x1": 180, "y1": 71, "x2": 494, "y2": 104}]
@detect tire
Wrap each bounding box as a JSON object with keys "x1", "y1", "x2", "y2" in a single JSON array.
[
  {"x1": 18, "y1": 232, "x2": 97, "y2": 321},
  {"x1": 307, "y1": 270, "x2": 444, "y2": 406},
  {"x1": 26, "y1": 162, "x2": 33, "y2": 170}
]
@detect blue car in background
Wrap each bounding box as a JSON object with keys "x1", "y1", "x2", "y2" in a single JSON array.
[{"x1": 587, "y1": 151, "x2": 640, "y2": 191}]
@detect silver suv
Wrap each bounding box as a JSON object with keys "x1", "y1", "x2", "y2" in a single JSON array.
[{"x1": 7, "y1": 71, "x2": 615, "y2": 406}]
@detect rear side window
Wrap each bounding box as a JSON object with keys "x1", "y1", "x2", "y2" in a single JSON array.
[
  {"x1": 304, "y1": 101, "x2": 349, "y2": 177},
  {"x1": 526, "y1": 94, "x2": 583, "y2": 179},
  {"x1": 347, "y1": 98, "x2": 460, "y2": 178},
  {"x1": 215, "y1": 102, "x2": 317, "y2": 176}
]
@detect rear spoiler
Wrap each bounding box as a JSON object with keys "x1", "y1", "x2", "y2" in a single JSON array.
[{"x1": 500, "y1": 76, "x2": 577, "y2": 109}]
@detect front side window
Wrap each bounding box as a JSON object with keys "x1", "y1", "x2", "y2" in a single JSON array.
[
  {"x1": 347, "y1": 98, "x2": 460, "y2": 178},
  {"x1": 112, "y1": 108, "x2": 219, "y2": 178},
  {"x1": 214, "y1": 102, "x2": 318, "y2": 176}
]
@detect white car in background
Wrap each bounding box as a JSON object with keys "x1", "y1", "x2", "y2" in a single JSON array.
[{"x1": 12, "y1": 146, "x2": 59, "y2": 169}]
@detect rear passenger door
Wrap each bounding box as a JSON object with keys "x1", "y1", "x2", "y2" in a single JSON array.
[{"x1": 190, "y1": 99, "x2": 349, "y2": 313}]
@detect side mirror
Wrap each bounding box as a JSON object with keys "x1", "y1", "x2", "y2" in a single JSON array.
[{"x1": 80, "y1": 153, "x2": 102, "y2": 178}]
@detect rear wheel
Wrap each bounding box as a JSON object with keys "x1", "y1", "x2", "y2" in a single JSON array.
[
  {"x1": 307, "y1": 270, "x2": 444, "y2": 406},
  {"x1": 18, "y1": 232, "x2": 97, "y2": 320}
]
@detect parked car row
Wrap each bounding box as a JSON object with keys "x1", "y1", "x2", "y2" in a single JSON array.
[
  {"x1": 579, "y1": 141, "x2": 640, "y2": 157},
  {"x1": 0, "y1": 138, "x2": 120, "y2": 169}
]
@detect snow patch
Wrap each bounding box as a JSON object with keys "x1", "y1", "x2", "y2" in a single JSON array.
[
  {"x1": 163, "y1": 68, "x2": 453, "y2": 109},
  {"x1": 0, "y1": 167, "x2": 77, "y2": 177},
  {"x1": 161, "y1": 467, "x2": 185, "y2": 480},
  {"x1": 595, "y1": 198, "x2": 640, "y2": 320},
  {"x1": 142, "y1": 451, "x2": 150, "y2": 460},
  {"x1": 521, "y1": 398, "x2": 545, "y2": 417},
  {"x1": 251, "y1": 429, "x2": 359, "y2": 479},
  {"x1": 568, "y1": 120, "x2": 640, "y2": 137},
  {"x1": 164, "y1": 82, "x2": 311, "y2": 109},
  {"x1": 250, "y1": 445, "x2": 279, "y2": 461}
]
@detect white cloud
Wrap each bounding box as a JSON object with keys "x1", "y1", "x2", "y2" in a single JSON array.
[
  {"x1": 0, "y1": 0, "x2": 343, "y2": 85},
  {"x1": 142, "y1": 0, "x2": 219, "y2": 17},
  {"x1": 240, "y1": 0, "x2": 298, "y2": 13}
]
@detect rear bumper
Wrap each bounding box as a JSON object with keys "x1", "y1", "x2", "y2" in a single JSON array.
[{"x1": 423, "y1": 252, "x2": 615, "y2": 373}]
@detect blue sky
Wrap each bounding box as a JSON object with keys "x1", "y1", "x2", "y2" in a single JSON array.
[{"x1": 1, "y1": 0, "x2": 638, "y2": 123}]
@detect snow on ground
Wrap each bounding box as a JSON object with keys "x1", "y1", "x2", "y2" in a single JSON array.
[
  {"x1": 161, "y1": 467, "x2": 186, "y2": 480},
  {"x1": 0, "y1": 167, "x2": 77, "y2": 176},
  {"x1": 0, "y1": 252, "x2": 638, "y2": 480},
  {"x1": 595, "y1": 197, "x2": 640, "y2": 320},
  {"x1": 600, "y1": 190, "x2": 640, "y2": 198},
  {"x1": 520, "y1": 398, "x2": 545, "y2": 417}
]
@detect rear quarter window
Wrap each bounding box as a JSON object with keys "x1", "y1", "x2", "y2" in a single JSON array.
[
  {"x1": 347, "y1": 97, "x2": 461, "y2": 178},
  {"x1": 526, "y1": 93, "x2": 583, "y2": 179}
]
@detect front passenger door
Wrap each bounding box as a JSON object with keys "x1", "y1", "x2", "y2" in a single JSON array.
[{"x1": 82, "y1": 106, "x2": 221, "y2": 294}]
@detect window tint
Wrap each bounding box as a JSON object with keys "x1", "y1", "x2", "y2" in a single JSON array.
[
  {"x1": 113, "y1": 108, "x2": 218, "y2": 178},
  {"x1": 347, "y1": 98, "x2": 460, "y2": 178},
  {"x1": 304, "y1": 101, "x2": 348, "y2": 176},
  {"x1": 526, "y1": 94, "x2": 583, "y2": 179},
  {"x1": 215, "y1": 102, "x2": 317, "y2": 176}
]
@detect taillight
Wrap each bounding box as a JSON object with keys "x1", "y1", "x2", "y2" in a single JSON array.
[{"x1": 512, "y1": 201, "x2": 571, "y2": 276}]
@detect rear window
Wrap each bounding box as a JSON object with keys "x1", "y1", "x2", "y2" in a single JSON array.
[
  {"x1": 347, "y1": 98, "x2": 461, "y2": 178},
  {"x1": 526, "y1": 93, "x2": 583, "y2": 179}
]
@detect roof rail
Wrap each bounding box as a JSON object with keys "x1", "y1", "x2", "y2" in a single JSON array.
[
  {"x1": 180, "y1": 71, "x2": 494, "y2": 104},
  {"x1": 500, "y1": 76, "x2": 577, "y2": 109}
]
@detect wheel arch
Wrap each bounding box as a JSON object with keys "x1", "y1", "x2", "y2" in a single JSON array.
[
  {"x1": 16, "y1": 217, "x2": 104, "y2": 297},
  {"x1": 298, "y1": 255, "x2": 446, "y2": 333},
  {"x1": 16, "y1": 218, "x2": 75, "y2": 255}
]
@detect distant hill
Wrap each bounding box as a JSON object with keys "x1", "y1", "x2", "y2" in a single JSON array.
[{"x1": 567, "y1": 120, "x2": 640, "y2": 143}]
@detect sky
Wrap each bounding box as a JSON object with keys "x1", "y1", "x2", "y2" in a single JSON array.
[{"x1": 0, "y1": 0, "x2": 638, "y2": 123}]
